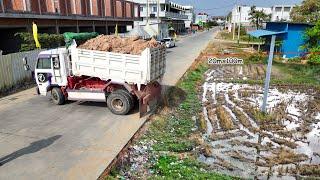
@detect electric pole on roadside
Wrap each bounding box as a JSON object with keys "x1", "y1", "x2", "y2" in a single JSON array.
[
  {"x1": 157, "y1": 0, "x2": 160, "y2": 38},
  {"x1": 262, "y1": 35, "x2": 276, "y2": 113},
  {"x1": 146, "y1": 0, "x2": 149, "y2": 23},
  {"x1": 237, "y1": 5, "x2": 241, "y2": 44}
]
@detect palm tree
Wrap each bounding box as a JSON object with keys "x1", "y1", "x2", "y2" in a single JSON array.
[{"x1": 249, "y1": 6, "x2": 271, "y2": 29}]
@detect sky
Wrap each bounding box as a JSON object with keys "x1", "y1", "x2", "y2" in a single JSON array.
[{"x1": 171, "y1": 0, "x2": 303, "y2": 16}]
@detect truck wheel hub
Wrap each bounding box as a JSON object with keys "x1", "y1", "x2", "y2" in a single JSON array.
[{"x1": 112, "y1": 99, "x2": 124, "y2": 111}]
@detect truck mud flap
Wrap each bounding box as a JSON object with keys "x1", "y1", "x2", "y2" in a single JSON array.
[{"x1": 139, "y1": 82, "x2": 161, "y2": 118}]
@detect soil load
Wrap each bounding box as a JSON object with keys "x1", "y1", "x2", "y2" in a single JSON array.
[{"x1": 78, "y1": 35, "x2": 162, "y2": 55}]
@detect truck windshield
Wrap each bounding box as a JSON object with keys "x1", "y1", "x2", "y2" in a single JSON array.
[{"x1": 37, "y1": 58, "x2": 51, "y2": 69}]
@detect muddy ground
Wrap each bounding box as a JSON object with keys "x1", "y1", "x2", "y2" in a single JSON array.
[{"x1": 200, "y1": 64, "x2": 320, "y2": 179}]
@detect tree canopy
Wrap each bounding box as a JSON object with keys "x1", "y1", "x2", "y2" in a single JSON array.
[
  {"x1": 248, "y1": 6, "x2": 271, "y2": 29},
  {"x1": 290, "y1": 0, "x2": 320, "y2": 24}
]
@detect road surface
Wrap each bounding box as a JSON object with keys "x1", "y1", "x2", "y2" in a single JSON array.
[{"x1": 0, "y1": 28, "x2": 218, "y2": 180}]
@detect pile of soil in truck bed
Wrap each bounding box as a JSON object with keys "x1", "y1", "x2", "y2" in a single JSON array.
[{"x1": 78, "y1": 35, "x2": 162, "y2": 55}]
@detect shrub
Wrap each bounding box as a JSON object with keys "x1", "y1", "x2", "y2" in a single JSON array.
[
  {"x1": 15, "y1": 32, "x2": 64, "y2": 51},
  {"x1": 288, "y1": 57, "x2": 302, "y2": 63},
  {"x1": 246, "y1": 52, "x2": 267, "y2": 63},
  {"x1": 308, "y1": 46, "x2": 320, "y2": 64}
]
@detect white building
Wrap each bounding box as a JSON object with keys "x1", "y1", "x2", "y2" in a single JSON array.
[
  {"x1": 212, "y1": 16, "x2": 227, "y2": 25},
  {"x1": 231, "y1": 5, "x2": 272, "y2": 26},
  {"x1": 230, "y1": 4, "x2": 294, "y2": 27},
  {"x1": 132, "y1": 0, "x2": 190, "y2": 39},
  {"x1": 182, "y1": 5, "x2": 195, "y2": 29},
  {"x1": 195, "y1": 13, "x2": 209, "y2": 25},
  {"x1": 271, "y1": 5, "x2": 294, "y2": 21}
]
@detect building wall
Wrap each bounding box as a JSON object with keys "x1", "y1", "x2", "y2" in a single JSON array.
[
  {"x1": 1, "y1": 0, "x2": 137, "y2": 18},
  {"x1": 125, "y1": 2, "x2": 132, "y2": 18},
  {"x1": 231, "y1": 6, "x2": 272, "y2": 26},
  {"x1": 196, "y1": 14, "x2": 208, "y2": 24},
  {"x1": 69, "y1": 0, "x2": 82, "y2": 15},
  {"x1": 104, "y1": 0, "x2": 112, "y2": 16},
  {"x1": 11, "y1": 0, "x2": 25, "y2": 11},
  {"x1": 266, "y1": 22, "x2": 312, "y2": 58},
  {"x1": 271, "y1": 5, "x2": 294, "y2": 21},
  {"x1": 115, "y1": 0, "x2": 123, "y2": 18},
  {"x1": 231, "y1": 5, "x2": 294, "y2": 26}
]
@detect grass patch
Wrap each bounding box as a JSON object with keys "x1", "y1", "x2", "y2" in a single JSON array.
[
  {"x1": 273, "y1": 62, "x2": 320, "y2": 86},
  {"x1": 151, "y1": 155, "x2": 234, "y2": 180},
  {"x1": 219, "y1": 31, "x2": 263, "y2": 43},
  {"x1": 143, "y1": 64, "x2": 208, "y2": 153},
  {"x1": 230, "y1": 63, "x2": 320, "y2": 89}
]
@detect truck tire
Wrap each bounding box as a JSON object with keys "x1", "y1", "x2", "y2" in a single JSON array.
[
  {"x1": 51, "y1": 87, "x2": 65, "y2": 105},
  {"x1": 107, "y1": 90, "x2": 131, "y2": 115},
  {"x1": 117, "y1": 89, "x2": 135, "y2": 110}
]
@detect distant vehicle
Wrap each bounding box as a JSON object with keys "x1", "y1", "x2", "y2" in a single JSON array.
[{"x1": 163, "y1": 38, "x2": 175, "y2": 48}]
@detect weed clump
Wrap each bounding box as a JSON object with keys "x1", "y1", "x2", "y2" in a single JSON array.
[{"x1": 216, "y1": 106, "x2": 235, "y2": 130}]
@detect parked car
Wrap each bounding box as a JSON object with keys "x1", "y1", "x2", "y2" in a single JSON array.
[{"x1": 163, "y1": 38, "x2": 175, "y2": 48}]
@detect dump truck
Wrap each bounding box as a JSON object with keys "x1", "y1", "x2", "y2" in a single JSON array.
[{"x1": 23, "y1": 34, "x2": 166, "y2": 116}]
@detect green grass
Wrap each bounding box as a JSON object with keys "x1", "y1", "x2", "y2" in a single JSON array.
[
  {"x1": 144, "y1": 64, "x2": 209, "y2": 152},
  {"x1": 151, "y1": 155, "x2": 234, "y2": 180},
  {"x1": 273, "y1": 62, "x2": 320, "y2": 86},
  {"x1": 230, "y1": 62, "x2": 320, "y2": 89},
  {"x1": 219, "y1": 31, "x2": 263, "y2": 43}
]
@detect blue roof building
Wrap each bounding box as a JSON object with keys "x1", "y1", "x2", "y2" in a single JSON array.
[{"x1": 249, "y1": 22, "x2": 314, "y2": 58}]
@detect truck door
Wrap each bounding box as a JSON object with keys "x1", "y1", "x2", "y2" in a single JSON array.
[
  {"x1": 52, "y1": 55, "x2": 63, "y2": 84},
  {"x1": 35, "y1": 56, "x2": 53, "y2": 96}
]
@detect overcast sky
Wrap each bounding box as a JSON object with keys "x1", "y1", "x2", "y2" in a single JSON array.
[{"x1": 171, "y1": 0, "x2": 303, "y2": 16}]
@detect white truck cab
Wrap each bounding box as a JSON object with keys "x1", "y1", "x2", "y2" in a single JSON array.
[{"x1": 35, "y1": 48, "x2": 69, "y2": 96}]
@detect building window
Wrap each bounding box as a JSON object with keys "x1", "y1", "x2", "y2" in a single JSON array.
[
  {"x1": 140, "y1": 6, "x2": 143, "y2": 12},
  {"x1": 53, "y1": 0, "x2": 59, "y2": 13},
  {"x1": 275, "y1": 7, "x2": 282, "y2": 12},
  {"x1": 152, "y1": 6, "x2": 157, "y2": 12},
  {"x1": 161, "y1": 4, "x2": 165, "y2": 11},
  {"x1": 284, "y1": 7, "x2": 291, "y2": 12}
]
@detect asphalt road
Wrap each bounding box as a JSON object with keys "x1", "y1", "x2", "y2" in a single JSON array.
[{"x1": 0, "y1": 28, "x2": 218, "y2": 180}]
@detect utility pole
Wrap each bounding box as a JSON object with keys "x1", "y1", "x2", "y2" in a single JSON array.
[
  {"x1": 261, "y1": 35, "x2": 276, "y2": 113},
  {"x1": 146, "y1": 0, "x2": 149, "y2": 23},
  {"x1": 237, "y1": 5, "x2": 241, "y2": 44},
  {"x1": 157, "y1": 0, "x2": 160, "y2": 39},
  {"x1": 232, "y1": 3, "x2": 236, "y2": 40}
]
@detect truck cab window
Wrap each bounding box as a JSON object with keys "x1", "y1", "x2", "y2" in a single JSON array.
[
  {"x1": 37, "y1": 58, "x2": 51, "y2": 69},
  {"x1": 52, "y1": 57, "x2": 60, "y2": 69}
]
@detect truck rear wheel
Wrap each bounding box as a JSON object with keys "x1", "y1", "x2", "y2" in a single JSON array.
[
  {"x1": 117, "y1": 89, "x2": 135, "y2": 110},
  {"x1": 51, "y1": 87, "x2": 65, "y2": 105},
  {"x1": 107, "y1": 90, "x2": 131, "y2": 115}
]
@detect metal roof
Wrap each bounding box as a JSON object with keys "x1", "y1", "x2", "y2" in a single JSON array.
[{"x1": 248, "y1": 30, "x2": 287, "y2": 38}]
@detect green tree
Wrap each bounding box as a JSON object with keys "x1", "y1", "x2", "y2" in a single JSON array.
[
  {"x1": 304, "y1": 20, "x2": 320, "y2": 64},
  {"x1": 290, "y1": 0, "x2": 320, "y2": 24},
  {"x1": 304, "y1": 20, "x2": 320, "y2": 49},
  {"x1": 248, "y1": 6, "x2": 271, "y2": 29}
]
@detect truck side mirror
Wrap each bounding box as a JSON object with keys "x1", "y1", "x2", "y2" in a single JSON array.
[{"x1": 23, "y1": 57, "x2": 30, "y2": 71}]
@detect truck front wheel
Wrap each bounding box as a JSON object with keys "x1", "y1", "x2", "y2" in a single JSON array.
[
  {"x1": 107, "y1": 90, "x2": 131, "y2": 115},
  {"x1": 51, "y1": 87, "x2": 65, "y2": 105}
]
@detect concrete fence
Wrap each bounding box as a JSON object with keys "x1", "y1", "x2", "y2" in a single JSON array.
[{"x1": 0, "y1": 50, "x2": 42, "y2": 91}]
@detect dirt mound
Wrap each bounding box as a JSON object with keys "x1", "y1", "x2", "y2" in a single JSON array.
[{"x1": 78, "y1": 35, "x2": 162, "y2": 55}]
